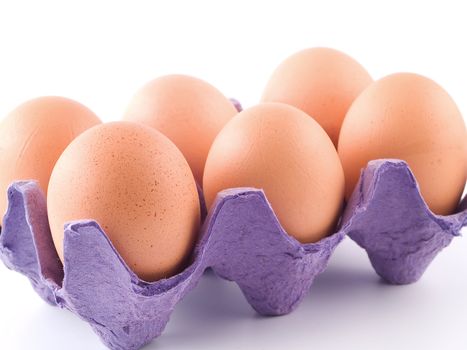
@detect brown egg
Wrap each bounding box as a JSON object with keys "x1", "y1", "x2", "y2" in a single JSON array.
[
  {"x1": 47, "y1": 121, "x2": 200, "y2": 281},
  {"x1": 261, "y1": 47, "x2": 373, "y2": 146},
  {"x1": 0, "y1": 96, "x2": 101, "y2": 218},
  {"x1": 123, "y1": 74, "x2": 238, "y2": 185},
  {"x1": 203, "y1": 103, "x2": 345, "y2": 243},
  {"x1": 338, "y1": 73, "x2": 467, "y2": 215}
]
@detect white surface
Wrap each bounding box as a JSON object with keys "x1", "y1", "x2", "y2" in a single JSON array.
[{"x1": 0, "y1": 1, "x2": 466, "y2": 349}]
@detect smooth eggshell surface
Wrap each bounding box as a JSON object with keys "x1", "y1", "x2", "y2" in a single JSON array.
[
  {"x1": 0, "y1": 96, "x2": 101, "y2": 218},
  {"x1": 203, "y1": 103, "x2": 345, "y2": 243},
  {"x1": 47, "y1": 121, "x2": 201, "y2": 281},
  {"x1": 261, "y1": 47, "x2": 373, "y2": 146},
  {"x1": 123, "y1": 74, "x2": 238, "y2": 185},
  {"x1": 338, "y1": 72, "x2": 467, "y2": 215}
]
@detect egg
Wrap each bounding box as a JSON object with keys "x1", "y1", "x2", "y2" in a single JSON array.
[
  {"x1": 203, "y1": 103, "x2": 345, "y2": 243},
  {"x1": 0, "y1": 96, "x2": 101, "y2": 218},
  {"x1": 338, "y1": 72, "x2": 467, "y2": 215},
  {"x1": 261, "y1": 47, "x2": 373, "y2": 146},
  {"x1": 123, "y1": 74, "x2": 238, "y2": 185},
  {"x1": 47, "y1": 121, "x2": 201, "y2": 281}
]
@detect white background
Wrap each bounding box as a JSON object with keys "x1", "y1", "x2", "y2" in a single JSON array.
[{"x1": 0, "y1": 1, "x2": 466, "y2": 349}]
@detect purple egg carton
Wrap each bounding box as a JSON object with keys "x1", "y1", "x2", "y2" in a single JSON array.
[
  {"x1": 229, "y1": 98, "x2": 243, "y2": 112},
  {"x1": 0, "y1": 159, "x2": 466, "y2": 350},
  {"x1": 344, "y1": 159, "x2": 467, "y2": 284}
]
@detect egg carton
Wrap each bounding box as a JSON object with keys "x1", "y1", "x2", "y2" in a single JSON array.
[{"x1": 0, "y1": 159, "x2": 466, "y2": 350}]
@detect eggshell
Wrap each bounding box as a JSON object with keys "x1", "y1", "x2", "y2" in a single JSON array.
[
  {"x1": 338, "y1": 73, "x2": 467, "y2": 215},
  {"x1": 2, "y1": 160, "x2": 465, "y2": 349},
  {"x1": 261, "y1": 47, "x2": 373, "y2": 146},
  {"x1": 47, "y1": 121, "x2": 200, "y2": 281},
  {"x1": 203, "y1": 103, "x2": 345, "y2": 243},
  {"x1": 123, "y1": 75, "x2": 238, "y2": 184},
  {"x1": 0, "y1": 96, "x2": 101, "y2": 217}
]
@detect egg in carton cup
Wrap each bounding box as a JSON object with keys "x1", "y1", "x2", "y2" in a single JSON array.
[{"x1": 0, "y1": 159, "x2": 465, "y2": 350}]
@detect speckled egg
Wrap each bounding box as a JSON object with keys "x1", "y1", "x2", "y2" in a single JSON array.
[{"x1": 47, "y1": 121, "x2": 201, "y2": 281}]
